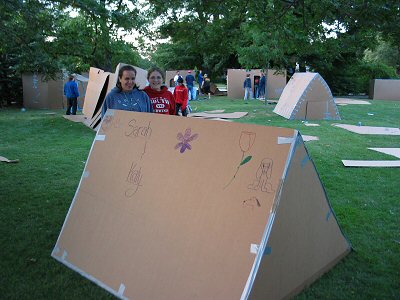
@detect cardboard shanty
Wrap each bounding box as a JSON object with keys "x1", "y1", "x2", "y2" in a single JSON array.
[
  {"x1": 82, "y1": 64, "x2": 148, "y2": 130},
  {"x1": 22, "y1": 73, "x2": 88, "y2": 109},
  {"x1": 369, "y1": 79, "x2": 400, "y2": 101},
  {"x1": 274, "y1": 72, "x2": 340, "y2": 120},
  {"x1": 52, "y1": 110, "x2": 350, "y2": 300},
  {"x1": 227, "y1": 69, "x2": 287, "y2": 99}
]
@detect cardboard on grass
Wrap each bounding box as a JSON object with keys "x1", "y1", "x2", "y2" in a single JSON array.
[{"x1": 52, "y1": 110, "x2": 351, "y2": 300}]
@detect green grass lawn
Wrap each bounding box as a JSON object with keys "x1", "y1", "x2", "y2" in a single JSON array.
[{"x1": 1, "y1": 97, "x2": 399, "y2": 299}]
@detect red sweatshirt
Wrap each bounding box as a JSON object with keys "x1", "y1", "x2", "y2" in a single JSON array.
[
  {"x1": 173, "y1": 85, "x2": 189, "y2": 111},
  {"x1": 143, "y1": 86, "x2": 176, "y2": 115}
]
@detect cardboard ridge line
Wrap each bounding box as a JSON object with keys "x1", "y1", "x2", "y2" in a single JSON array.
[{"x1": 52, "y1": 110, "x2": 351, "y2": 300}]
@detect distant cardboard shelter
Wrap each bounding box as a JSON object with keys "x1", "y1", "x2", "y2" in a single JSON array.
[
  {"x1": 82, "y1": 64, "x2": 148, "y2": 130},
  {"x1": 274, "y1": 72, "x2": 340, "y2": 120},
  {"x1": 22, "y1": 73, "x2": 88, "y2": 109},
  {"x1": 369, "y1": 79, "x2": 400, "y2": 101},
  {"x1": 53, "y1": 110, "x2": 351, "y2": 300},
  {"x1": 227, "y1": 69, "x2": 287, "y2": 99}
]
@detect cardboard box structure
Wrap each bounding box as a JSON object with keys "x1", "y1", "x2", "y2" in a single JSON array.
[
  {"x1": 82, "y1": 64, "x2": 148, "y2": 130},
  {"x1": 369, "y1": 79, "x2": 400, "y2": 101},
  {"x1": 227, "y1": 69, "x2": 287, "y2": 99},
  {"x1": 22, "y1": 73, "x2": 88, "y2": 109},
  {"x1": 52, "y1": 110, "x2": 351, "y2": 299},
  {"x1": 274, "y1": 72, "x2": 341, "y2": 120}
]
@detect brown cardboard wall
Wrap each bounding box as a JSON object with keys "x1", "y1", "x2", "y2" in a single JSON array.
[
  {"x1": 82, "y1": 68, "x2": 110, "y2": 118},
  {"x1": 371, "y1": 79, "x2": 400, "y2": 101},
  {"x1": 227, "y1": 69, "x2": 287, "y2": 99},
  {"x1": 23, "y1": 73, "x2": 87, "y2": 110}
]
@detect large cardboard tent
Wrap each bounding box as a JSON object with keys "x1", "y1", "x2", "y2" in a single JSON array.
[
  {"x1": 227, "y1": 69, "x2": 287, "y2": 99},
  {"x1": 22, "y1": 73, "x2": 88, "y2": 109},
  {"x1": 369, "y1": 79, "x2": 400, "y2": 101},
  {"x1": 274, "y1": 72, "x2": 341, "y2": 120},
  {"x1": 82, "y1": 63, "x2": 148, "y2": 129},
  {"x1": 52, "y1": 110, "x2": 351, "y2": 300}
]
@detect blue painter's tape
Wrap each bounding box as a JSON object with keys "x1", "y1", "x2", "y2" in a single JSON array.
[
  {"x1": 326, "y1": 210, "x2": 332, "y2": 221},
  {"x1": 301, "y1": 155, "x2": 310, "y2": 168},
  {"x1": 264, "y1": 246, "x2": 272, "y2": 256}
]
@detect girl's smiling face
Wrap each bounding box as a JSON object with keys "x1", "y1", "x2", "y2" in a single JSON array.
[
  {"x1": 120, "y1": 70, "x2": 136, "y2": 92},
  {"x1": 148, "y1": 70, "x2": 163, "y2": 91}
]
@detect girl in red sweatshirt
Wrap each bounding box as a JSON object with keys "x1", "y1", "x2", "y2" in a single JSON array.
[
  {"x1": 143, "y1": 67, "x2": 176, "y2": 115},
  {"x1": 174, "y1": 77, "x2": 189, "y2": 117}
]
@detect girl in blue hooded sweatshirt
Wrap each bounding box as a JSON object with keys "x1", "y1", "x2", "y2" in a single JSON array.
[{"x1": 102, "y1": 65, "x2": 153, "y2": 117}]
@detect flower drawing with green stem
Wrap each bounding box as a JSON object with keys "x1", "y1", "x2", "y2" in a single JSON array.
[{"x1": 224, "y1": 131, "x2": 256, "y2": 189}]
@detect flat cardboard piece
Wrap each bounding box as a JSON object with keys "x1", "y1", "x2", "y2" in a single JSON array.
[
  {"x1": 302, "y1": 135, "x2": 319, "y2": 142},
  {"x1": 0, "y1": 156, "x2": 19, "y2": 163},
  {"x1": 335, "y1": 98, "x2": 371, "y2": 105},
  {"x1": 304, "y1": 123, "x2": 320, "y2": 127},
  {"x1": 342, "y1": 160, "x2": 400, "y2": 167},
  {"x1": 371, "y1": 79, "x2": 400, "y2": 101},
  {"x1": 53, "y1": 111, "x2": 350, "y2": 299},
  {"x1": 274, "y1": 72, "x2": 340, "y2": 120},
  {"x1": 204, "y1": 110, "x2": 225, "y2": 113},
  {"x1": 368, "y1": 148, "x2": 400, "y2": 158},
  {"x1": 63, "y1": 115, "x2": 87, "y2": 123},
  {"x1": 189, "y1": 112, "x2": 248, "y2": 119},
  {"x1": 227, "y1": 69, "x2": 287, "y2": 99},
  {"x1": 333, "y1": 124, "x2": 400, "y2": 135}
]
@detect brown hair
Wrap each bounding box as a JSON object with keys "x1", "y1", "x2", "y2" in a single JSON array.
[{"x1": 147, "y1": 66, "x2": 165, "y2": 82}]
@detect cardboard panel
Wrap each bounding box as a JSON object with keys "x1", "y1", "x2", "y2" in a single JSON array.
[
  {"x1": 82, "y1": 68, "x2": 110, "y2": 118},
  {"x1": 372, "y1": 79, "x2": 400, "y2": 101},
  {"x1": 249, "y1": 136, "x2": 351, "y2": 299},
  {"x1": 22, "y1": 73, "x2": 52, "y2": 109},
  {"x1": 53, "y1": 111, "x2": 295, "y2": 299},
  {"x1": 227, "y1": 69, "x2": 287, "y2": 99}
]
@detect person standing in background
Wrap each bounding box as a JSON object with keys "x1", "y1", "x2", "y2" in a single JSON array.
[
  {"x1": 174, "y1": 71, "x2": 182, "y2": 86},
  {"x1": 64, "y1": 75, "x2": 80, "y2": 115},
  {"x1": 185, "y1": 70, "x2": 196, "y2": 101},
  {"x1": 258, "y1": 71, "x2": 266, "y2": 100},
  {"x1": 174, "y1": 77, "x2": 189, "y2": 117},
  {"x1": 243, "y1": 74, "x2": 252, "y2": 103},
  {"x1": 198, "y1": 70, "x2": 204, "y2": 95},
  {"x1": 102, "y1": 65, "x2": 153, "y2": 117},
  {"x1": 144, "y1": 67, "x2": 175, "y2": 115},
  {"x1": 201, "y1": 74, "x2": 211, "y2": 99}
]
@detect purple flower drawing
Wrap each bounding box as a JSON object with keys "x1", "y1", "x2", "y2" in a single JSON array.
[{"x1": 175, "y1": 128, "x2": 198, "y2": 153}]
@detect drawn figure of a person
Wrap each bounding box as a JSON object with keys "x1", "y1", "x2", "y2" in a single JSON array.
[{"x1": 248, "y1": 158, "x2": 274, "y2": 192}]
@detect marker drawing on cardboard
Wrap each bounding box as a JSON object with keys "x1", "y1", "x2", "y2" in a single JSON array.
[
  {"x1": 175, "y1": 128, "x2": 198, "y2": 153},
  {"x1": 248, "y1": 158, "x2": 275, "y2": 193},
  {"x1": 125, "y1": 161, "x2": 143, "y2": 197},
  {"x1": 243, "y1": 196, "x2": 261, "y2": 210},
  {"x1": 224, "y1": 131, "x2": 256, "y2": 189}
]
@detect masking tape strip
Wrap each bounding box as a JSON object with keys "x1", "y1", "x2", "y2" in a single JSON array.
[
  {"x1": 118, "y1": 283, "x2": 126, "y2": 297},
  {"x1": 278, "y1": 137, "x2": 295, "y2": 144},
  {"x1": 250, "y1": 244, "x2": 259, "y2": 254},
  {"x1": 95, "y1": 135, "x2": 106, "y2": 141},
  {"x1": 62, "y1": 250, "x2": 68, "y2": 260},
  {"x1": 106, "y1": 109, "x2": 115, "y2": 116},
  {"x1": 83, "y1": 171, "x2": 90, "y2": 178}
]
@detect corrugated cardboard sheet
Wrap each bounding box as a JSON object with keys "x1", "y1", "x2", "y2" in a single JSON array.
[{"x1": 53, "y1": 110, "x2": 350, "y2": 299}]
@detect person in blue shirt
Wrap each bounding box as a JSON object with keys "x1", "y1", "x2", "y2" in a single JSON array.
[
  {"x1": 102, "y1": 65, "x2": 153, "y2": 118},
  {"x1": 64, "y1": 75, "x2": 80, "y2": 115},
  {"x1": 243, "y1": 74, "x2": 252, "y2": 102},
  {"x1": 185, "y1": 70, "x2": 196, "y2": 101},
  {"x1": 258, "y1": 72, "x2": 266, "y2": 100}
]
